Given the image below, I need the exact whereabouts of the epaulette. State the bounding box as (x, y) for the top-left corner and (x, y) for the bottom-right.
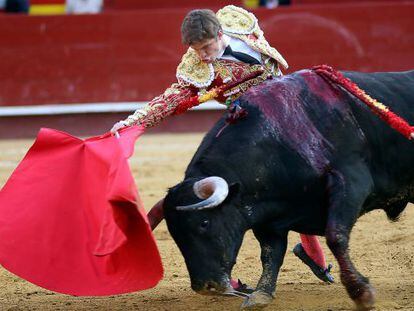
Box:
(176, 48), (214, 88)
(217, 5), (288, 70)
(216, 5), (261, 36)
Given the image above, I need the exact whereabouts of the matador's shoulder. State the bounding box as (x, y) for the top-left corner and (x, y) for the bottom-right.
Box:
(217, 5), (288, 70)
(176, 48), (214, 88)
(216, 5), (261, 36)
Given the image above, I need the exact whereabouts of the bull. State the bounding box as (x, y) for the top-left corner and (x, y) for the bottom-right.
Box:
(152, 69), (414, 309)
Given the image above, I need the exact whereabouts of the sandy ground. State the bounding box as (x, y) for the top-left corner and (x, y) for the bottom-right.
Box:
(0, 134), (413, 311)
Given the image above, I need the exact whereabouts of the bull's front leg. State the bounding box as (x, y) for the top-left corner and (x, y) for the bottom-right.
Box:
(241, 228), (288, 310)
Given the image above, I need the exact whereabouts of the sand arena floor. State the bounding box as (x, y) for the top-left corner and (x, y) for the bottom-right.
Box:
(0, 134), (413, 310)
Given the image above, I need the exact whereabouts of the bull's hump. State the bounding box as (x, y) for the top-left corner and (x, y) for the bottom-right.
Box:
(241, 71), (337, 174)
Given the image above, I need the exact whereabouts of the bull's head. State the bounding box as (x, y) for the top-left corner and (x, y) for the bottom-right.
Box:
(155, 176), (248, 296)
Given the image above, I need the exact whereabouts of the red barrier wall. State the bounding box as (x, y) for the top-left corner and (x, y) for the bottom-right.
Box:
(0, 1), (413, 107)
(291, 0), (388, 4)
(104, 0), (242, 10)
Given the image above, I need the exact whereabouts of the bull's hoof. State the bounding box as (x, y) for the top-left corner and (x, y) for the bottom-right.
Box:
(240, 290), (273, 310)
(354, 284), (376, 311)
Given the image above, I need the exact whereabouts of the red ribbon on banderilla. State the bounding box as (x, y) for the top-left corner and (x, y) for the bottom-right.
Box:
(173, 69), (266, 115)
(313, 65), (414, 140)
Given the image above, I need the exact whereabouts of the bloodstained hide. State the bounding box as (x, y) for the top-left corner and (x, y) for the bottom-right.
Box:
(244, 70), (364, 174)
(0, 126), (163, 296)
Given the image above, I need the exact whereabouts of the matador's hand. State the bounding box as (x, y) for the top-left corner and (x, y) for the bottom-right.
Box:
(110, 121), (127, 135)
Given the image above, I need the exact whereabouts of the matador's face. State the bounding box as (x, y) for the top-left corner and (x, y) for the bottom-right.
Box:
(190, 31), (225, 64)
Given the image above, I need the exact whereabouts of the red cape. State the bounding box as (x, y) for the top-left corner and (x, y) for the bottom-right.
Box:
(0, 126), (163, 296)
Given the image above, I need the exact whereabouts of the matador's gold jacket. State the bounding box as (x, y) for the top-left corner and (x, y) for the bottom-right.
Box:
(123, 5), (289, 128)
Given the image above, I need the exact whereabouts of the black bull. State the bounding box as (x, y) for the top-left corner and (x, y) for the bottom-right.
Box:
(161, 69), (414, 309)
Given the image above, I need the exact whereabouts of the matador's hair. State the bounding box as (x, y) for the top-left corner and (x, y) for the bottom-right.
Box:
(181, 9), (222, 45)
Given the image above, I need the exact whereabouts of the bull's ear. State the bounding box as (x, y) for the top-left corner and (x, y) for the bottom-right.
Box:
(224, 182), (241, 204)
(229, 182), (240, 193)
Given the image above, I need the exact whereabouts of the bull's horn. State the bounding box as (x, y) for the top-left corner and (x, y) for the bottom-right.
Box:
(176, 177), (229, 210)
(147, 198), (165, 230)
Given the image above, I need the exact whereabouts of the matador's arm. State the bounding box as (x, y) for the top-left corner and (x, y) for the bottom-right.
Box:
(122, 81), (198, 128)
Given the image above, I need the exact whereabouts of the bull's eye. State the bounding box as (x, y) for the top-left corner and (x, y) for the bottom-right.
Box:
(199, 219), (210, 232)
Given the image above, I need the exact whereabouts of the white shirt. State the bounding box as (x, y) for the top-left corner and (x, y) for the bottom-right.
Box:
(218, 34), (262, 64)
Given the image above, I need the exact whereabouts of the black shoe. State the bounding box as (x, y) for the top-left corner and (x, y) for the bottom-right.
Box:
(293, 243), (334, 283)
(233, 279), (254, 294)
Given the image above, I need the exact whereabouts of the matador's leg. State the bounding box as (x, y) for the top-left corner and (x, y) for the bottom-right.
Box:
(293, 234), (334, 283)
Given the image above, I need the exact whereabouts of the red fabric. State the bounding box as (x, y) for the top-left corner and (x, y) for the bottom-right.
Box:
(300, 234), (326, 269)
(0, 126), (163, 296)
(173, 96), (200, 115)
